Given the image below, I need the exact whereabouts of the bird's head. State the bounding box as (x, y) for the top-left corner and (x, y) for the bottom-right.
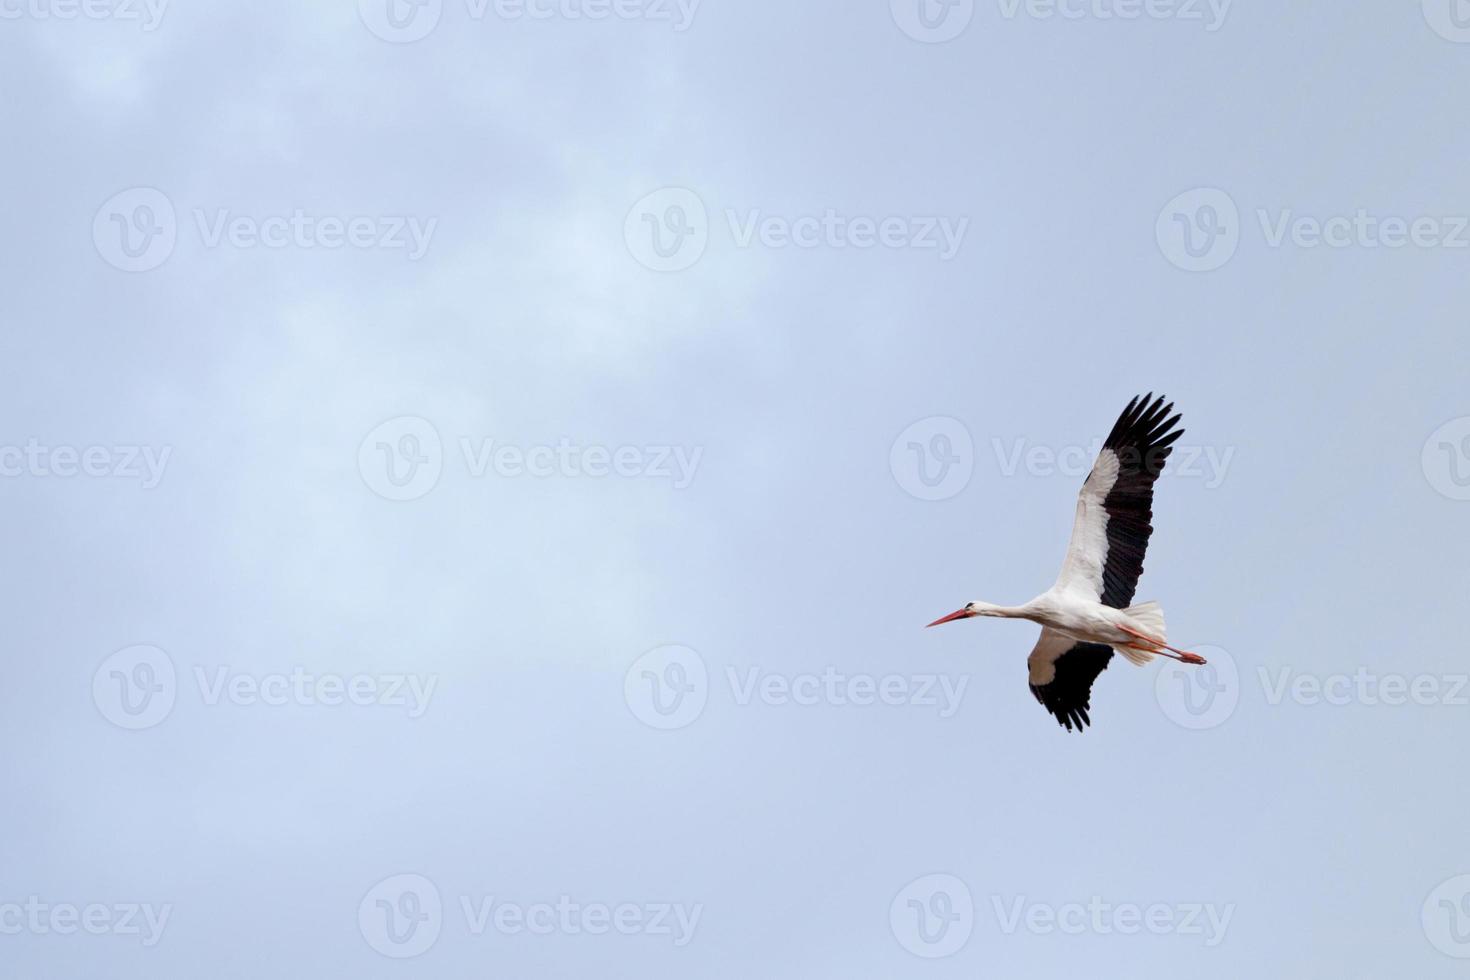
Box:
(925, 601), (1005, 628)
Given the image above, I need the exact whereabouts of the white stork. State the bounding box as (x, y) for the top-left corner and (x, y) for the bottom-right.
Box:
(926, 394), (1207, 732)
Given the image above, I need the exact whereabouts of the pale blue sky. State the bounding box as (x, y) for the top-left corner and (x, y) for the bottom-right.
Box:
(4, 1), (1470, 976)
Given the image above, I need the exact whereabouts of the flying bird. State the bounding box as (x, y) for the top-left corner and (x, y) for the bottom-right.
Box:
(926, 394), (1206, 732)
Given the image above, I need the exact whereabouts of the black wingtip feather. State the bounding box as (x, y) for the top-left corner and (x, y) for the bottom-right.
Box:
(1094, 395), (1186, 608)
(1031, 643), (1114, 733)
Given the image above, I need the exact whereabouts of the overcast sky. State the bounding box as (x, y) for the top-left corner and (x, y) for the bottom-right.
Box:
(4, 1), (1470, 976)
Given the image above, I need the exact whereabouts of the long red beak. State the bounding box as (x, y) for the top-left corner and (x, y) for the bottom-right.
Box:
(926, 608), (974, 628)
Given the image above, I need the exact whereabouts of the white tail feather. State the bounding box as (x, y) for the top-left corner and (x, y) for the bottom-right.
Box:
(1114, 601), (1167, 667)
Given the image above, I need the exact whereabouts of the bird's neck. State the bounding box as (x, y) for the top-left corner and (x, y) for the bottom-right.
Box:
(972, 601), (1031, 619)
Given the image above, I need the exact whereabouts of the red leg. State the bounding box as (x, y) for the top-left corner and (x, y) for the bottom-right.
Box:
(1119, 626), (1208, 666)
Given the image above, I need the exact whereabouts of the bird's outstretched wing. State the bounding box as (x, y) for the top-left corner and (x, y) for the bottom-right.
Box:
(1053, 394), (1183, 609)
(1027, 628), (1113, 733)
